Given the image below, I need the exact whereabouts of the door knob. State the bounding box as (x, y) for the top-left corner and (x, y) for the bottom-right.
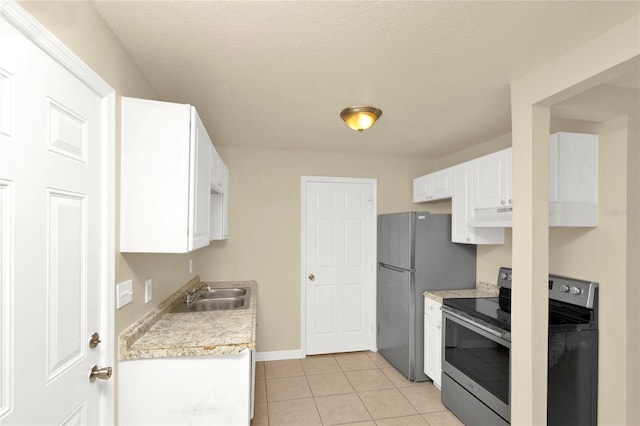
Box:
(308, 274), (315, 281)
(89, 365), (112, 382)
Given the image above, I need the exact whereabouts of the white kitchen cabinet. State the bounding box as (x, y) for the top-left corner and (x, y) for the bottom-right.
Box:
(470, 132), (597, 228)
(548, 132), (598, 226)
(119, 349), (253, 425)
(473, 148), (512, 210)
(452, 161), (505, 244)
(210, 144), (226, 194)
(120, 97), (215, 253)
(210, 145), (229, 240)
(413, 168), (453, 202)
(424, 297), (443, 389)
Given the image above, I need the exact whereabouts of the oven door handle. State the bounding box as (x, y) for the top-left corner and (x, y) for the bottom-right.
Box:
(442, 306), (510, 340)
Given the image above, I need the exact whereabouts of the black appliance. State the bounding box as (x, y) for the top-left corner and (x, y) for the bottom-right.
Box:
(440, 267), (599, 426)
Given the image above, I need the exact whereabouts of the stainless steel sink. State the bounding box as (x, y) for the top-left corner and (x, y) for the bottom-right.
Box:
(197, 288), (247, 299)
(188, 297), (245, 311)
(170, 286), (251, 313)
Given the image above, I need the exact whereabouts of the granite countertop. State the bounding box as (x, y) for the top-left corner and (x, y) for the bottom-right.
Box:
(119, 276), (257, 360)
(423, 281), (499, 303)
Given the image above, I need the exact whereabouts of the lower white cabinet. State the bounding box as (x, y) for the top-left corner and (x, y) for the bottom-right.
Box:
(119, 349), (254, 425)
(424, 297), (443, 389)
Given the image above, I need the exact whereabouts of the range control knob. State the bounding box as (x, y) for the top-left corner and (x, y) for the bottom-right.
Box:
(560, 284), (570, 293)
(570, 286), (582, 295)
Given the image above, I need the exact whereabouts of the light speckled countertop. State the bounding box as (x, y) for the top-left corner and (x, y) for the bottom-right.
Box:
(423, 281), (499, 303)
(119, 276), (257, 360)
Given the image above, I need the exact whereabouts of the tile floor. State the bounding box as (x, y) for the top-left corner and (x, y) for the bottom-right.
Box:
(251, 351), (464, 426)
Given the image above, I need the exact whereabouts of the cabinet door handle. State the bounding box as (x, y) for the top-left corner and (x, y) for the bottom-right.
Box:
(500, 200), (506, 205)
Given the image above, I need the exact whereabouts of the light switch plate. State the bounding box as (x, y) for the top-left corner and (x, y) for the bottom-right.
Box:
(117, 279), (133, 309)
(145, 279), (152, 303)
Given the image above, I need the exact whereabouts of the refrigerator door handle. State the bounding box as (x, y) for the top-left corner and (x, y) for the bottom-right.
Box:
(379, 262), (415, 273)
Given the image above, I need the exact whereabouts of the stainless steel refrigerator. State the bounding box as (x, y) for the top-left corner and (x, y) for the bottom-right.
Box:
(377, 212), (476, 382)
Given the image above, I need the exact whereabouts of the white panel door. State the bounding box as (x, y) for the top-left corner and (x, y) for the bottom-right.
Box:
(0, 5), (113, 425)
(304, 179), (375, 355)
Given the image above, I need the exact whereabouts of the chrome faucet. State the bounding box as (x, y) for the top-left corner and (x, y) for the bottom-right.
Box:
(185, 283), (210, 305)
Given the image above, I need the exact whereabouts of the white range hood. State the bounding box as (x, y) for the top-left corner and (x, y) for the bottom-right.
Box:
(468, 207), (513, 228)
(469, 203), (598, 228)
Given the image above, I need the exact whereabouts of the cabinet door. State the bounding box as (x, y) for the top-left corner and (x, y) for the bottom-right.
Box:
(423, 299), (442, 388)
(210, 161), (229, 240)
(452, 163), (475, 244)
(210, 145), (225, 193)
(452, 162), (504, 245)
(413, 175), (429, 202)
(474, 149), (510, 209)
(424, 318), (441, 387)
(429, 168), (452, 201)
(189, 110), (212, 251)
(413, 169), (452, 203)
(120, 97), (191, 253)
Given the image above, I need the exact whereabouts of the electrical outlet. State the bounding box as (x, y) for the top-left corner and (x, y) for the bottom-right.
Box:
(116, 280), (133, 309)
(145, 279), (153, 303)
(189, 259), (193, 274)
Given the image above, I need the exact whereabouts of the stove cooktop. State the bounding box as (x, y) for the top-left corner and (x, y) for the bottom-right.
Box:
(443, 297), (511, 331)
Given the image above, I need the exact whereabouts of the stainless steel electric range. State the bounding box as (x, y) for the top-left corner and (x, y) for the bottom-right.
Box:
(440, 267), (599, 426)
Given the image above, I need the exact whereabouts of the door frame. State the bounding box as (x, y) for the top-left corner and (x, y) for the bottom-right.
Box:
(1, 2), (116, 424)
(300, 176), (377, 355)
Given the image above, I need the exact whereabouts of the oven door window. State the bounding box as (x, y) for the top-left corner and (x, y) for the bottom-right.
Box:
(444, 317), (510, 405)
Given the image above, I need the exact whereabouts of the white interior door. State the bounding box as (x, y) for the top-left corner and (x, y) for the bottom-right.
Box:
(0, 4), (114, 424)
(303, 177), (376, 355)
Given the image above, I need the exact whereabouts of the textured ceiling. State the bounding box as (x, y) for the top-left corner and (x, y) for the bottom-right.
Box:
(93, 1), (639, 158)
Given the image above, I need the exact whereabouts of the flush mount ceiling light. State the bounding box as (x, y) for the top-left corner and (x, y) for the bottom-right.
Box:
(340, 106), (382, 132)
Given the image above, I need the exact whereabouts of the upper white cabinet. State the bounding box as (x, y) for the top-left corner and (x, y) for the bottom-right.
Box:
(548, 132), (597, 226)
(210, 144), (229, 240)
(120, 97), (217, 253)
(470, 132), (597, 228)
(452, 161), (505, 244)
(473, 148), (512, 210)
(413, 168), (453, 202)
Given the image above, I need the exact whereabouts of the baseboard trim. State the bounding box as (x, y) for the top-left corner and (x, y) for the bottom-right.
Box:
(255, 349), (305, 362)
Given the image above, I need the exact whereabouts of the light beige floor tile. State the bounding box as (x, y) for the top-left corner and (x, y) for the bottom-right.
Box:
(375, 414), (429, 425)
(302, 355), (342, 375)
(345, 369), (395, 392)
(358, 388), (418, 419)
(266, 376), (312, 401)
(255, 378), (267, 403)
(335, 421), (376, 426)
(307, 372), (355, 396)
(422, 410), (464, 426)
(399, 383), (446, 414)
(255, 361), (266, 379)
(335, 352), (378, 371)
(265, 359), (304, 378)
(315, 393), (372, 425)
(380, 367), (421, 388)
(251, 402), (269, 426)
(268, 398), (322, 426)
(367, 351), (393, 369)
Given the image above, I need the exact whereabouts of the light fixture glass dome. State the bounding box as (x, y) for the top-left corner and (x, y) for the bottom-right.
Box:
(340, 106), (382, 132)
